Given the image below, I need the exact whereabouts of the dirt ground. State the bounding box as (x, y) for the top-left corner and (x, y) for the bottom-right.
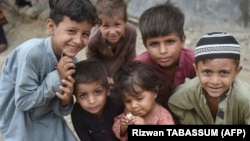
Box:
(0, 7), (250, 141)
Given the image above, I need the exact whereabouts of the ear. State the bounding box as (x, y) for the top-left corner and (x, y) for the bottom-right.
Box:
(181, 35), (186, 48)
(46, 19), (56, 35)
(235, 65), (243, 76)
(153, 87), (159, 99)
(193, 63), (199, 76)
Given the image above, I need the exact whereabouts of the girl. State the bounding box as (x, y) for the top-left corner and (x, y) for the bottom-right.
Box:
(112, 61), (175, 141)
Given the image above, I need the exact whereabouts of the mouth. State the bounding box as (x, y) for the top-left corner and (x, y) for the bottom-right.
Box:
(158, 57), (170, 63)
(63, 45), (82, 56)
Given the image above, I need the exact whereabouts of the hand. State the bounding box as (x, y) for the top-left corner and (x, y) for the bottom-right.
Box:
(57, 55), (75, 80)
(56, 76), (75, 107)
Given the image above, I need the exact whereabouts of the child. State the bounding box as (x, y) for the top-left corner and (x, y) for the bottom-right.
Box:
(168, 32), (250, 124)
(135, 1), (196, 123)
(0, 0), (98, 140)
(71, 59), (124, 141)
(86, 0), (137, 83)
(112, 61), (175, 141)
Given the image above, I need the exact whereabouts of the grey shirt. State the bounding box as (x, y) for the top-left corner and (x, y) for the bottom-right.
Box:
(0, 37), (78, 141)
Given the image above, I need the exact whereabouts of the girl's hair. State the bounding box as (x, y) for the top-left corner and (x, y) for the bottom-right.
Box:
(113, 61), (168, 98)
(73, 59), (109, 95)
(49, 0), (99, 25)
(139, 0), (185, 45)
(95, 0), (127, 22)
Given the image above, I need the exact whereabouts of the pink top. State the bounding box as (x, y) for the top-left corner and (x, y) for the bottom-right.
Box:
(112, 106), (174, 141)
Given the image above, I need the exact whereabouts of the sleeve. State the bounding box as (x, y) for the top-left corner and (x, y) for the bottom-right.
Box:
(112, 113), (127, 141)
(15, 54), (61, 111)
(86, 27), (100, 60)
(244, 102), (250, 124)
(71, 104), (92, 141)
(86, 40), (98, 60)
(124, 25), (137, 66)
(168, 81), (198, 124)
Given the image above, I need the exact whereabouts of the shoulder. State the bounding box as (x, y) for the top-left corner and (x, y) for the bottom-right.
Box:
(156, 105), (175, 124)
(174, 77), (201, 95)
(125, 23), (137, 36)
(181, 48), (195, 58)
(232, 79), (250, 101)
(135, 51), (151, 61)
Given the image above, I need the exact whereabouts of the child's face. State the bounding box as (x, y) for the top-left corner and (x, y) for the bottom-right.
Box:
(145, 32), (185, 69)
(123, 85), (157, 118)
(47, 16), (93, 58)
(75, 81), (109, 116)
(99, 15), (126, 46)
(194, 58), (242, 98)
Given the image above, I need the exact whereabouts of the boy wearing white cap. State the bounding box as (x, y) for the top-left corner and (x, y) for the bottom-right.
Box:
(168, 32), (250, 124)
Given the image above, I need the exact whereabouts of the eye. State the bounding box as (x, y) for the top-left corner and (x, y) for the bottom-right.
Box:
(101, 24), (109, 29)
(79, 93), (88, 99)
(220, 70), (229, 77)
(68, 30), (76, 34)
(202, 69), (211, 76)
(149, 42), (159, 48)
(166, 40), (174, 45)
(82, 32), (90, 38)
(94, 89), (102, 96)
(115, 23), (121, 27)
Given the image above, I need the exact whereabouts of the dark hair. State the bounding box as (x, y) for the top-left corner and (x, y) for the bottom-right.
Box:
(49, 0), (99, 25)
(139, 0), (185, 45)
(73, 59), (109, 94)
(113, 61), (167, 99)
(95, 0), (127, 21)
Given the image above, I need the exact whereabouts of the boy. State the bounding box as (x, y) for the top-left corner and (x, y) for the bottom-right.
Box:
(71, 59), (124, 141)
(0, 0), (98, 140)
(86, 0), (137, 83)
(168, 32), (250, 124)
(135, 1), (196, 123)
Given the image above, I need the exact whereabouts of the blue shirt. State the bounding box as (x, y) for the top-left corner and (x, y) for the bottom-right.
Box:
(0, 37), (78, 141)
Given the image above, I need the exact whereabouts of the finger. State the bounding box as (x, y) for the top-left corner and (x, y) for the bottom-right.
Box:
(61, 79), (73, 88)
(56, 92), (64, 100)
(65, 69), (76, 76)
(60, 85), (71, 95)
(64, 62), (76, 70)
(67, 75), (75, 84)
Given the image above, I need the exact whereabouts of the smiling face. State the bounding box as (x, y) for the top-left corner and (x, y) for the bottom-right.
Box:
(98, 15), (126, 46)
(145, 32), (185, 69)
(47, 16), (93, 58)
(75, 81), (109, 116)
(194, 58), (242, 98)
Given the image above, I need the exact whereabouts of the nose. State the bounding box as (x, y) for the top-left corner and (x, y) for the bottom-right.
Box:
(210, 74), (220, 84)
(87, 95), (96, 104)
(73, 34), (83, 45)
(131, 101), (138, 109)
(109, 27), (116, 35)
(159, 44), (167, 54)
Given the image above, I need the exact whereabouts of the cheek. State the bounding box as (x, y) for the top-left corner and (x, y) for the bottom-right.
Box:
(83, 38), (89, 47)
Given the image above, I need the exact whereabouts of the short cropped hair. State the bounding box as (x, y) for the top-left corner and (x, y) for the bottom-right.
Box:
(73, 59), (109, 95)
(139, 1), (185, 45)
(95, 0), (127, 21)
(49, 0), (99, 26)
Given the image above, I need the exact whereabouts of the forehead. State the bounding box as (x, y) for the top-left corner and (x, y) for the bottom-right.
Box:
(197, 58), (237, 69)
(145, 32), (181, 43)
(99, 14), (125, 22)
